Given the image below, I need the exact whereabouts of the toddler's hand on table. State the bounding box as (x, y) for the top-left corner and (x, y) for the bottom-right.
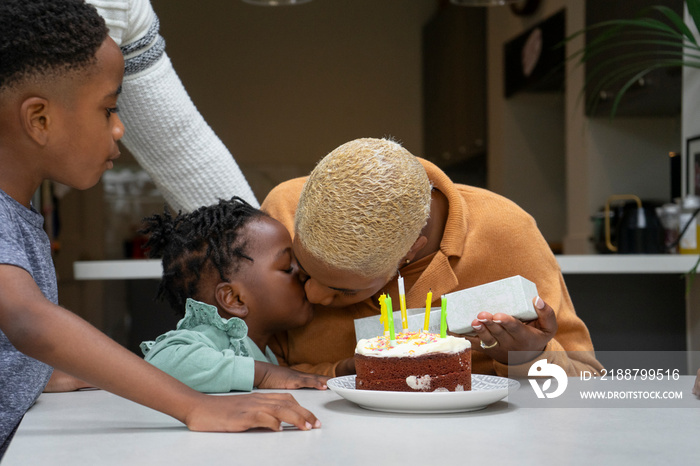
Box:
(185, 392), (321, 432)
(465, 296), (557, 366)
(254, 361), (329, 390)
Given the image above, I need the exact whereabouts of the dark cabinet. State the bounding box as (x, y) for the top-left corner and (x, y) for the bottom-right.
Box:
(423, 5), (486, 187)
(585, 0), (682, 117)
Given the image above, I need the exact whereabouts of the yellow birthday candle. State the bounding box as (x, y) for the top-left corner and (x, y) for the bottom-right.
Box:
(423, 289), (433, 332)
(379, 294), (389, 335)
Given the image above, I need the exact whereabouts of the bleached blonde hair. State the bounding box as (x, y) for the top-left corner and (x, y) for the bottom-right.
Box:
(295, 138), (432, 279)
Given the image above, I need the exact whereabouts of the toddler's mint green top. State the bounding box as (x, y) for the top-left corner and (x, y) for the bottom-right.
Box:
(140, 298), (277, 392)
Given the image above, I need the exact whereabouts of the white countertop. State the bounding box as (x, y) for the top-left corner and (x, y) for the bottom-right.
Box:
(74, 255), (700, 280)
(555, 254), (699, 274)
(74, 259), (162, 279)
(4, 378), (699, 465)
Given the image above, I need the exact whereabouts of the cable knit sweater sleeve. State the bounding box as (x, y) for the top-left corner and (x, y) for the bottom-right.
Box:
(88, 0), (259, 212)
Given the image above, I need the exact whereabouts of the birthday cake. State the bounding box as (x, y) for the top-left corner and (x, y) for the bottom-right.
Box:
(354, 331), (471, 392)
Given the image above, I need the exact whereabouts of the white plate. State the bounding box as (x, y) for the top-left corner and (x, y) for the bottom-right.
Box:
(327, 374), (519, 414)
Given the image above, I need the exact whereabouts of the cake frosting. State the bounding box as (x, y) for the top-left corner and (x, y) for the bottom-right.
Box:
(355, 331), (471, 357)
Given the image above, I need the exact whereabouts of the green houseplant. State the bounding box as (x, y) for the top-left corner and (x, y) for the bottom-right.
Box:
(569, 1), (700, 284)
(569, 0), (700, 117)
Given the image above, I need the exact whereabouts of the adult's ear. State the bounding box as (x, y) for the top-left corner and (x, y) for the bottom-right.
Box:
(20, 97), (51, 146)
(400, 235), (428, 264)
(216, 282), (249, 319)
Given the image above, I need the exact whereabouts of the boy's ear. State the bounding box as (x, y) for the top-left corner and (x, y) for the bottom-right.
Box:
(216, 282), (249, 319)
(20, 97), (51, 146)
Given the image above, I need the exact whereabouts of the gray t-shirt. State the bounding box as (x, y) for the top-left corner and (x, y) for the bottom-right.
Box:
(0, 188), (55, 457)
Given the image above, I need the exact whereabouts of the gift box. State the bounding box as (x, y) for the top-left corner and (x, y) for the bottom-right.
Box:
(445, 275), (538, 334)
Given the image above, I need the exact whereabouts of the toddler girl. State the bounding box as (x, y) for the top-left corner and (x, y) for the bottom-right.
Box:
(139, 197), (328, 392)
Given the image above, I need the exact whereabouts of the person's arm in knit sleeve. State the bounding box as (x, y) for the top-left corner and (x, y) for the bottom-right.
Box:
(89, 0), (258, 212)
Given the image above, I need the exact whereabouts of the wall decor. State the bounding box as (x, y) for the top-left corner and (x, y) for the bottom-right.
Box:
(503, 9), (565, 98)
(687, 135), (700, 196)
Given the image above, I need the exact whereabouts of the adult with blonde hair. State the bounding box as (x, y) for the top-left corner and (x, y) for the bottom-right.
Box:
(262, 137), (603, 377)
(295, 139), (431, 279)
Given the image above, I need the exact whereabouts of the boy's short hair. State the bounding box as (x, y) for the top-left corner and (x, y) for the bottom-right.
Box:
(295, 138), (432, 279)
(0, 0), (108, 92)
(141, 197), (269, 314)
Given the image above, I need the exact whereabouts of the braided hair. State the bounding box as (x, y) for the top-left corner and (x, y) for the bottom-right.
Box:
(141, 197), (268, 315)
(0, 0), (108, 92)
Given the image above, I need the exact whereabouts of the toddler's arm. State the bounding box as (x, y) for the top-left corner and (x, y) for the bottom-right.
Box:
(254, 361), (329, 390)
(143, 331), (328, 392)
(0, 265), (319, 432)
(143, 333), (257, 393)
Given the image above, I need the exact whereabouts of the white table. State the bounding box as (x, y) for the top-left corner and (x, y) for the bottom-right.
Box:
(4, 379), (699, 465)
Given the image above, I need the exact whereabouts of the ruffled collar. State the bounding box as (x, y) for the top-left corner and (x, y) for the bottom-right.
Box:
(177, 298), (248, 341)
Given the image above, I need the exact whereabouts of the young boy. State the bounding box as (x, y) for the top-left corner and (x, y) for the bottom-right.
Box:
(139, 198), (328, 392)
(0, 0), (319, 457)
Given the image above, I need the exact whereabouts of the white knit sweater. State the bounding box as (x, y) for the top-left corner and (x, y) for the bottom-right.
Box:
(88, 0), (259, 211)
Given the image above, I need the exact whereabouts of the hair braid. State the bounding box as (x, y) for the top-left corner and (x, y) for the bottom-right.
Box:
(140, 197), (267, 314)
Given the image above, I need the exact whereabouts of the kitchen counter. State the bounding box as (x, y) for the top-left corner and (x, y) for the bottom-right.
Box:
(74, 255), (700, 279)
(74, 259), (162, 280)
(4, 378), (699, 465)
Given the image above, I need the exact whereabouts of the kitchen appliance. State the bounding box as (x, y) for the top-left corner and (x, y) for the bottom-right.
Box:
(596, 194), (665, 254)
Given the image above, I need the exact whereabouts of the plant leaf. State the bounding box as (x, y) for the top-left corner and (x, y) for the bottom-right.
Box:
(649, 5), (697, 44)
(565, 1), (699, 117)
(688, 0), (700, 42)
